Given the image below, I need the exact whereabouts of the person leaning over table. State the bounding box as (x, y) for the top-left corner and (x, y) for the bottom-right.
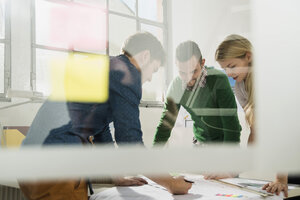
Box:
(154, 40), (241, 148)
(215, 34), (290, 198)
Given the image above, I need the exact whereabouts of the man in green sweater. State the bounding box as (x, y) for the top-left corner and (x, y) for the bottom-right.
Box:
(153, 41), (241, 146)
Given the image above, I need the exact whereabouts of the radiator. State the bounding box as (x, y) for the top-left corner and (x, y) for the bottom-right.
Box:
(0, 185), (26, 200)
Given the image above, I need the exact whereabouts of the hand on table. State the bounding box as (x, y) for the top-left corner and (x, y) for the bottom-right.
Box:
(262, 180), (288, 197)
(166, 176), (192, 195)
(149, 175), (192, 195)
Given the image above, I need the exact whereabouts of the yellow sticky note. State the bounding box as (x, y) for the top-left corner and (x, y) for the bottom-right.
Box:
(49, 53), (109, 103)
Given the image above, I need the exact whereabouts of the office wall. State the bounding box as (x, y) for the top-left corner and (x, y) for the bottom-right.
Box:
(0, 102), (41, 126)
(171, 0), (251, 73)
(254, 0), (300, 172)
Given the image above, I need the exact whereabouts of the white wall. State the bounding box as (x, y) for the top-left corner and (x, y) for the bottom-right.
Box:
(171, 0), (251, 73)
(0, 101), (41, 126)
(254, 0), (300, 172)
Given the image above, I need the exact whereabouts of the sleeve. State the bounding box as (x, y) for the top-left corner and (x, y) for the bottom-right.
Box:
(153, 79), (181, 146)
(109, 70), (143, 145)
(213, 75), (242, 142)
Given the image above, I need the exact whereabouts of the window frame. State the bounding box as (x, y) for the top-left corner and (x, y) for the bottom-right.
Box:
(31, 0), (169, 107)
(0, 0), (11, 102)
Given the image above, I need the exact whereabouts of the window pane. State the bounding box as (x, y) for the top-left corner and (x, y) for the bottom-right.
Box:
(138, 0), (163, 22)
(35, 0), (107, 53)
(0, 0), (5, 39)
(110, 0), (136, 16)
(36, 48), (68, 96)
(0, 43), (4, 93)
(74, 0), (106, 7)
(36, 0), (66, 49)
(140, 24), (164, 101)
(142, 67), (165, 101)
(109, 14), (136, 56)
(140, 23), (163, 44)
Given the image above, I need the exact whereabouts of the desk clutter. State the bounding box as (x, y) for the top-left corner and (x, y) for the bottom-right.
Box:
(90, 175), (284, 200)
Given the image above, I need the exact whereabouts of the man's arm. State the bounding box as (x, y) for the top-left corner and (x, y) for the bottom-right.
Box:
(153, 97), (180, 146)
(91, 176), (148, 186)
(153, 78), (183, 146)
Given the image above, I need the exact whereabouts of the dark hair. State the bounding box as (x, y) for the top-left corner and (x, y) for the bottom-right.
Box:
(176, 40), (202, 63)
(122, 32), (165, 65)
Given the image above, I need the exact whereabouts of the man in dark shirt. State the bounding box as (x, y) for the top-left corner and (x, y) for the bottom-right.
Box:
(45, 32), (164, 146)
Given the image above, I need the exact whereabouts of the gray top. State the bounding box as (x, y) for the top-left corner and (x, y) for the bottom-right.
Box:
(234, 81), (248, 108)
(22, 101), (70, 146)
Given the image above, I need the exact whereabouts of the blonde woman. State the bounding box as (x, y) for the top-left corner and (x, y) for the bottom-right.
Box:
(215, 34), (288, 197)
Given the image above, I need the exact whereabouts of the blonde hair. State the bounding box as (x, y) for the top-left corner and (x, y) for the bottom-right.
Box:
(215, 34), (254, 126)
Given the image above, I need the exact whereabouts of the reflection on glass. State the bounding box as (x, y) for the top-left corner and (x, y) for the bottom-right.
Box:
(141, 23), (163, 45)
(0, 43), (4, 93)
(138, 0), (163, 22)
(0, 0), (4, 39)
(36, 48), (68, 95)
(110, 0), (136, 16)
(35, 0), (107, 53)
(109, 14), (136, 55)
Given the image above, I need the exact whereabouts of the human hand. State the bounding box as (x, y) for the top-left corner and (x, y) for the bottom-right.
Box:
(166, 176), (192, 195)
(262, 181), (288, 197)
(203, 172), (237, 180)
(161, 98), (179, 129)
(112, 177), (148, 186)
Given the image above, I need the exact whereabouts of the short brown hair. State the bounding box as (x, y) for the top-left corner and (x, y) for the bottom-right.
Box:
(176, 40), (202, 63)
(122, 32), (165, 65)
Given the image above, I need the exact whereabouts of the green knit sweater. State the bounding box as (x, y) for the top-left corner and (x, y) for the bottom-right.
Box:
(153, 66), (241, 144)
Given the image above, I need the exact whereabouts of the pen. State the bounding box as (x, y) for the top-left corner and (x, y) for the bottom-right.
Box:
(184, 179), (194, 183)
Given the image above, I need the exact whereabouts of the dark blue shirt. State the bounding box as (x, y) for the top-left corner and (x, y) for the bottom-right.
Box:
(44, 55), (143, 145)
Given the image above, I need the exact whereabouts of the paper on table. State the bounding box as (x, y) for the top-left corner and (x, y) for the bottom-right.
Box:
(184, 175), (271, 199)
(221, 177), (297, 190)
(90, 175), (283, 200)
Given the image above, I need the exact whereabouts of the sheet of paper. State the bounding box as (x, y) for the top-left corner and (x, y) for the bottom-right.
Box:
(90, 176), (283, 200)
(220, 177), (297, 190)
